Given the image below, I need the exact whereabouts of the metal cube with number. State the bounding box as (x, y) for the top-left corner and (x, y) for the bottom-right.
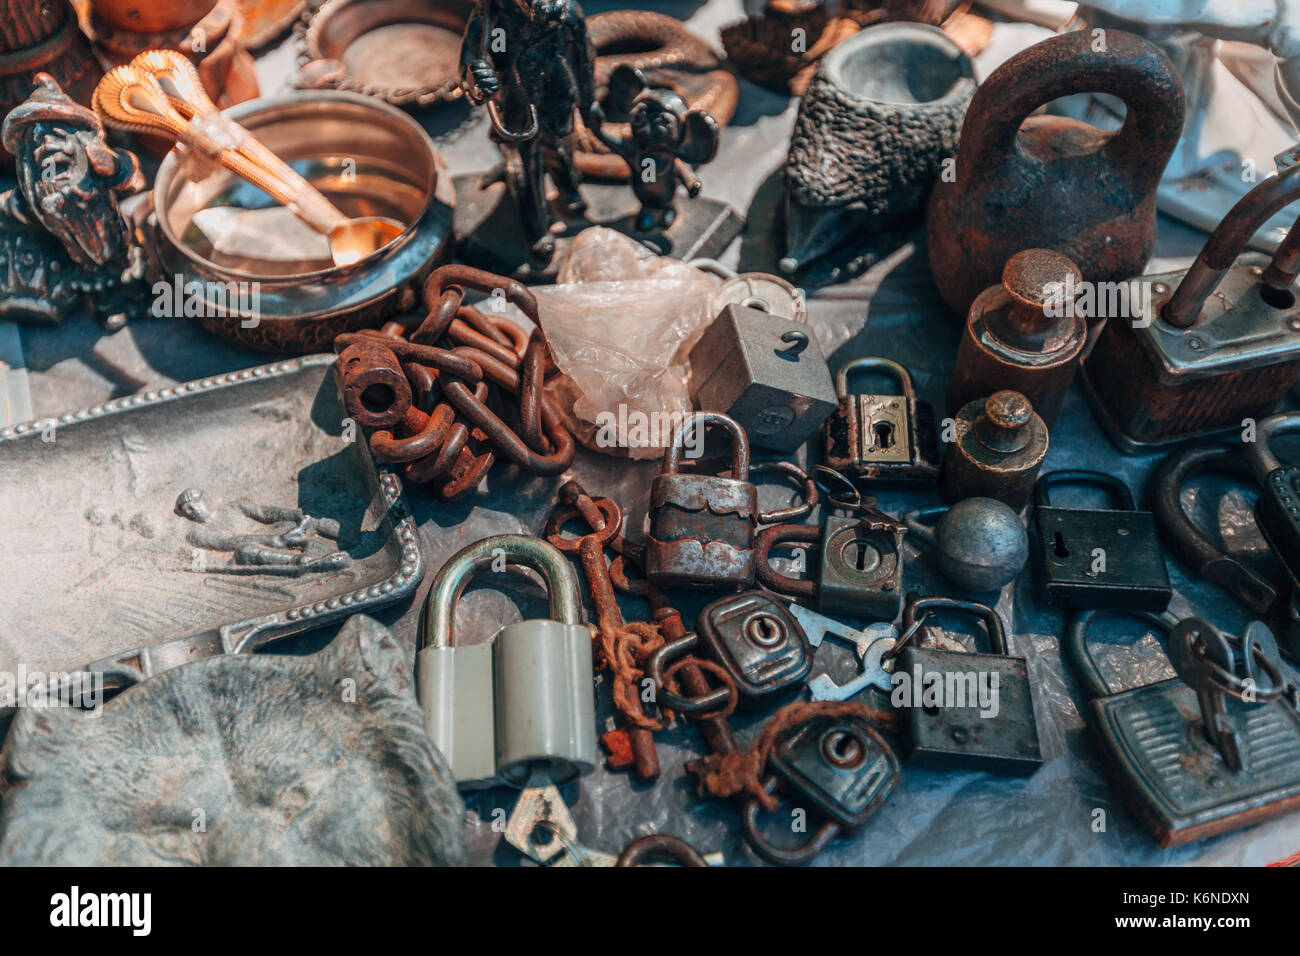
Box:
(688, 303), (837, 452)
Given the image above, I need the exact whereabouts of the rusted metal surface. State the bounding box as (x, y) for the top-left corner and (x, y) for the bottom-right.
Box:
(1082, 162), (1300, 450)
(646, 412), (760, 590)
(574, 10), (737, 181)
(545, 481), (660, 783)
(948, 249), (1086, 427)
(940, 390), (1048, 510)
(926, 28), (1184, 316)
(333, 264), (575, 499)
(825, 357), (940, 486)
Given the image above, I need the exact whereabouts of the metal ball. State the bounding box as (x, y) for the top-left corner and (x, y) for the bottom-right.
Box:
(933, 497), (1028, 591)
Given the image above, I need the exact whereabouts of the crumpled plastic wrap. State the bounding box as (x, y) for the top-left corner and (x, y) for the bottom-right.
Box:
(533, 227), (723, 459)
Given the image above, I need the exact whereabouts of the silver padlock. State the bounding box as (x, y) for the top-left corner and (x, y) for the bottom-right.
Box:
(417, 534), (597, 790)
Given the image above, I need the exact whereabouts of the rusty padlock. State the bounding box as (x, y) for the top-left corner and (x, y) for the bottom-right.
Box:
(824, 357), (939, 486)
(940, 390), (1048, 511)
(948, 249), (1087, 428)
(926, 29), (1184, 316)
(1083, 160), (1300, 451)
(646, 411), (795, 590)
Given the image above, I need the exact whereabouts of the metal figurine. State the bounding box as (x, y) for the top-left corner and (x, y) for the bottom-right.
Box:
(0, 73), (144, 327)
(590, 65), (719, 233)
(460, 0), (600, 264)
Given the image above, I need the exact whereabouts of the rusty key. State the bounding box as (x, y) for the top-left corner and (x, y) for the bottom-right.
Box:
(545, 482), (660, 782)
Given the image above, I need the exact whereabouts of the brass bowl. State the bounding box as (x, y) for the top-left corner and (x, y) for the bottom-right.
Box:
(295, 0), (473, 106)
(142, 90), (454, 353)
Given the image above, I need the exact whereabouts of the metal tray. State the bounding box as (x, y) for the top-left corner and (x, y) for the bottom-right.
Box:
(0, 354), (421, 695)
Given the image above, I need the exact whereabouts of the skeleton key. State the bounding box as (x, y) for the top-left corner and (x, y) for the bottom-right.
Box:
(1168, 618), (1245, 771)
(790, 603), (919, 701)
(544, 481), (660, 782)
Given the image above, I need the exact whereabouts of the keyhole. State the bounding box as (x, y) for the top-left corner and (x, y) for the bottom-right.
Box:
(745, 614), (784, 648)
(819, 729), (865, 769)
(872, 420), (895, 449)
(1052, 531), (1070, 558)
(855, 541), (872, 571)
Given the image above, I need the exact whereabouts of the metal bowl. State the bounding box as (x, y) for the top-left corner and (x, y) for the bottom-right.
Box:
(143, 89), (454, 353)
(295, 0), (473, 106)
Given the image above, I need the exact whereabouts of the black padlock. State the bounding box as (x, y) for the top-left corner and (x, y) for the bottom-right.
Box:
(696, 591), (812, 707)
(894, 594), (1042, 776)
(1247, 413), (1300, 587)
(1067, 608), (1300, 847)
(742, 714), (900, 865)
(1031, 470), (1171, 611)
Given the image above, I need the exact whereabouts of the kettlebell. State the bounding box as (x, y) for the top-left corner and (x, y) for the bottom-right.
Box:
(903, 498), (1029, 592)
(927, 29), (1184, 317)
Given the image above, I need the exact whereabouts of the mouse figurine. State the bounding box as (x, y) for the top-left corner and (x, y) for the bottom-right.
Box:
(592, 65), (720, 233)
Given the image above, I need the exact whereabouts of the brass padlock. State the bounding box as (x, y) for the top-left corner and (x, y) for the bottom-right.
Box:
(647, 412), (778, 590)
(1082, 161), (1300, 451)
(825, 357), (939, 485)
(688, 303), (837, 452)
(416, 534), (597, 789)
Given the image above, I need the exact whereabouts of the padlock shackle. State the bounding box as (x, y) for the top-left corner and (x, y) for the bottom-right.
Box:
(901, 505), (945, 551)
(835, 357), (914, 401)
(663, 411), (750, 479)
(1149, 442), (1281, 615)
(1066, 608), (1177, 702)
(1163, 162), (1300, 329)
(750, 460), (818, 524)
(1034, 470), (1136, 511)
(420, 534), (583, 650)
(754, 524), (821, 599)
(901, 593), (1009, 657)
(1247, 412), (1300, 477)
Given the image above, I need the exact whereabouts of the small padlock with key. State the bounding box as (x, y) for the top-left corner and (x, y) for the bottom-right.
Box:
(646, 411), (800, 590)
(679, 590), (813, 708)
(756, 501), (907, 621)
(688, 303), (837, 452)
(894, 594), (1043, 776)
(1067, 609), (1300, 846)
(1031, 470), (1171, 611)
(825, 357), (940, 485)
(742, 714), (901, 866)
(416, 534), (597, 789)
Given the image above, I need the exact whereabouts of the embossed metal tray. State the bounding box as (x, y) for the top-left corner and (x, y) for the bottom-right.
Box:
(0, 354), (421, 694)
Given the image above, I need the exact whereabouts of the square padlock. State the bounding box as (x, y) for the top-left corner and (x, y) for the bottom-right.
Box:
(767, 716), (901, 829)
(697, 591), (811, 705)
(1031, 471), (1171, 611)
